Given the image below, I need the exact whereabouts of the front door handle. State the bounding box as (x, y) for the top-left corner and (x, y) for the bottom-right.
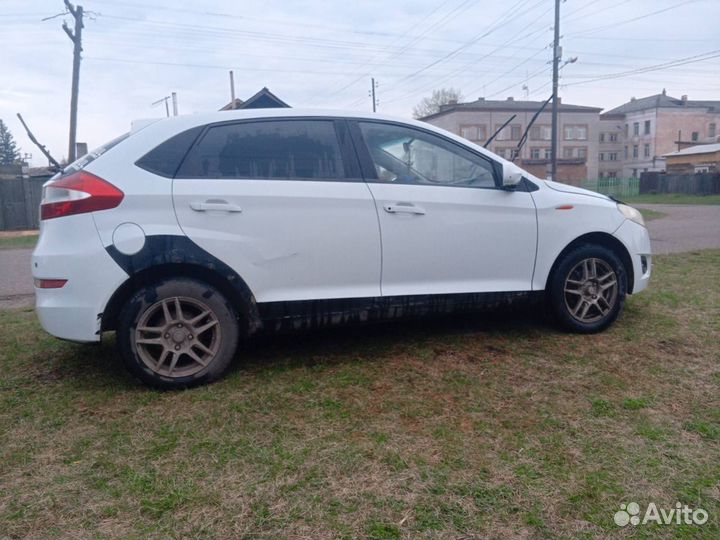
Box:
(383, 203), (426, 215)
(190, 200), (243, 213)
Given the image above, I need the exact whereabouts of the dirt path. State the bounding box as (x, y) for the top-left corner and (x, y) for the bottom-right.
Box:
(637, 204), (720, 254)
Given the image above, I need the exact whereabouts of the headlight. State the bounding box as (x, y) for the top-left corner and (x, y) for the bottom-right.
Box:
(617, 203), (645, 227)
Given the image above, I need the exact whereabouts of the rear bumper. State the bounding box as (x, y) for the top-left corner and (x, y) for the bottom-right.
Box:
(32, 214), (128, 342)
(613, 219), (652, 294)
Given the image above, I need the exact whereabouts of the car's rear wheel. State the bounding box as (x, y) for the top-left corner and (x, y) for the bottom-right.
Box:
(118, 278), (239, 389)
(548, 244), (627, 333)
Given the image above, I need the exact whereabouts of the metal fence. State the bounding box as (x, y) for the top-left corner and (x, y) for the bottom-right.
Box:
(581, 178), (640, 198)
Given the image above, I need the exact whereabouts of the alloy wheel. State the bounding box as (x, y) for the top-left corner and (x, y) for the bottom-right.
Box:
(134, 296), (221, 377)
(563, 258), (618, 324)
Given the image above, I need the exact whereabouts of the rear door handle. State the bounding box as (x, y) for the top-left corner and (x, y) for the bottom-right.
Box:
(190, 200), (243, 213)
(383, 203), (426, 215)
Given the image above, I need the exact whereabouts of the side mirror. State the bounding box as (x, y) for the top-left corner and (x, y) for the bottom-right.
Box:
(502, 164), (524, 188)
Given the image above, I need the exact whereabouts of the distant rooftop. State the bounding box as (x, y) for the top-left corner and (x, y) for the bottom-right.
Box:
(220, 87), (290, 111)
(663, 142), (720, 158)
(603, 90), (720, 116)
(421, 97), (601, 120)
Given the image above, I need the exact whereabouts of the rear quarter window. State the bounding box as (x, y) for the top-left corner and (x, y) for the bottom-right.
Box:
(135, 126), (204, 177)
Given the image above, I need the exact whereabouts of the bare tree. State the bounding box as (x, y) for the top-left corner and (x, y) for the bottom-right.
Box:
(412, 88), (463, 119)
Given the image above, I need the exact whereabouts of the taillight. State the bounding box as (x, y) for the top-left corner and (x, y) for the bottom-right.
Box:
(40, 171), (124, 220)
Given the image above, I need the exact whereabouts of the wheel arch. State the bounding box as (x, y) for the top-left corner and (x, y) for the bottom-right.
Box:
(544, 232), (635, 293)
(101, 235), (262, 334)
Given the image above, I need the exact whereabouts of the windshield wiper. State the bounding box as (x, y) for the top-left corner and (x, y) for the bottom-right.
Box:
(511, 94), (553, 163)
(483, 114), (516, 148)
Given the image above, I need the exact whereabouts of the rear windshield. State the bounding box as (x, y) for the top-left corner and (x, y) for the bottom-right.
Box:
(61, 132), (130, 176)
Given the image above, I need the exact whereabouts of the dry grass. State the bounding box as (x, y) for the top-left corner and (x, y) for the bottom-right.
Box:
(0, 251), (718, 539)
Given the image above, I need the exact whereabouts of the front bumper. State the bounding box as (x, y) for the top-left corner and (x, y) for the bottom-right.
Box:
(613, 219), (652, 294)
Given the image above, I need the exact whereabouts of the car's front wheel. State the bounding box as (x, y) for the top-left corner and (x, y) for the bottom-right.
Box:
(548, 244), (627, 333)
(117, 278), (239, 389)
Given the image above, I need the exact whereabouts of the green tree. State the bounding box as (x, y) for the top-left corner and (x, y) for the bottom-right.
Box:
(0, 119), (21, 166)
(412, 88), (464, 119)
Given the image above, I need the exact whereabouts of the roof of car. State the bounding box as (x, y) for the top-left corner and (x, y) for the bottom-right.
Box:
(149, 108), (422, 125)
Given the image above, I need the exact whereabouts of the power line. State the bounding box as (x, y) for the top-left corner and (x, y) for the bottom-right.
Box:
(379, 0), (551, 106)
(565, 0), (701, 37)
(390, 0), (542, 88)
(315, 0), (471, 101)
(562, 49), (720, 87)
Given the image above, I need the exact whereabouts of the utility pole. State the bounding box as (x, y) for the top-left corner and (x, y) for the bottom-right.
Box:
(229, 70), (236, 109)
(62, 0), (83, 163)
(550, 0), (561, 181)
(369, 78), (379, 112)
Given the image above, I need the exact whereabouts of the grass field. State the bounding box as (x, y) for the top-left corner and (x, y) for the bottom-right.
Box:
(638, 208), (666, 222)
(0, 234), (38, 250)
(623, 194), (720, 205)
(1, 251), (718, 539)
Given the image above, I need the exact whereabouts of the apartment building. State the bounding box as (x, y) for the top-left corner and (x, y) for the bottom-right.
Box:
(420, 97), (602, 183)
(599, 91), (720, 178)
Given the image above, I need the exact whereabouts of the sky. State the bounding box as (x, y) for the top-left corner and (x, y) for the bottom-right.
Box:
(1, 0), (718, 166)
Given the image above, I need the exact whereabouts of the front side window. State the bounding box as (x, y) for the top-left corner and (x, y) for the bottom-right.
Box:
(644, 120), (651, 135)
(359, 122), (497, 189)
(633, 122), (640, 136)
(177, 120), (345, 180)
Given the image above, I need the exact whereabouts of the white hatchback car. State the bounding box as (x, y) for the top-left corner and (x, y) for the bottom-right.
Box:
(33, 109), (651, 388)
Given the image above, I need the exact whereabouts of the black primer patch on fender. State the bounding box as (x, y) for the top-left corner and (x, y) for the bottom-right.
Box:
(106, 235), (261, 331)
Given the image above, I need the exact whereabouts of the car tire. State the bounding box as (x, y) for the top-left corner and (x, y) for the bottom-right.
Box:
(548, 244), (627, 333)
(117, 278), (240, 389)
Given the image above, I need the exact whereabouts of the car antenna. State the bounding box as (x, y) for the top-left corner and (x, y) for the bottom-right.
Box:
(511, 94), (553, 163)
(483, 114), (516, 148)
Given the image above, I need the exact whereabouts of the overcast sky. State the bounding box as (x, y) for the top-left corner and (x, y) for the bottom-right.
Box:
(1, 0), (718, 165)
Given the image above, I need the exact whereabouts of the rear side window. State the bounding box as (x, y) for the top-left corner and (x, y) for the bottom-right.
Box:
(176, 120), (345, 180)
(135, 126), (204, 177)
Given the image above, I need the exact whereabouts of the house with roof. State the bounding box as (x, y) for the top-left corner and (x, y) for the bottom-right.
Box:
(220, 87), (290, 111)
(419, 96), (603, 184)
(663, 143), (720, 174)
(598, 90), (720, 179)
